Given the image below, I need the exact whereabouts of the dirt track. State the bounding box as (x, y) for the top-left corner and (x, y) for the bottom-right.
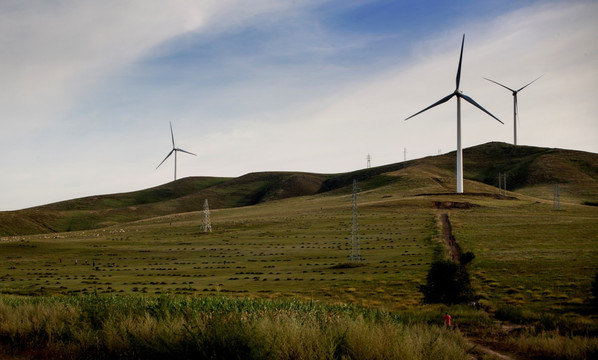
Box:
(438, 213), (521, 359)
(440, 213), (462, 262)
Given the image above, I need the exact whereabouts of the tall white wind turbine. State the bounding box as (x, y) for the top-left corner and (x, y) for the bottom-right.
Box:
(483, 75), (543, 145)
(405, 34), (503, 194)
(156, 122), (196, 181)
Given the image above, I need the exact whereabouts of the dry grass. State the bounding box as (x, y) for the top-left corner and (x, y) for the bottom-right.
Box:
(506, 331), (598, 360)
(0, 295), (471, 360)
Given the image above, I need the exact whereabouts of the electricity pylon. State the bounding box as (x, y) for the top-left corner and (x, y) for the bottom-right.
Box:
(202, 199), (212, 233)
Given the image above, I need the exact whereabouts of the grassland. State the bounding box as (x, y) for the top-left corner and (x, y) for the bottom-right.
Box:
(0, 185), (441, 310)
(0, 142), (597, 358)
(3, 142), (597, 237)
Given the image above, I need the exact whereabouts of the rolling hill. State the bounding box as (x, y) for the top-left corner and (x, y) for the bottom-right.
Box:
(1, 142), (597, 236)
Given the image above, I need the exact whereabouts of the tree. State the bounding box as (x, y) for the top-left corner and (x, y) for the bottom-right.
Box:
(420, 259), (474, 304)
(460, 251), (475, 266)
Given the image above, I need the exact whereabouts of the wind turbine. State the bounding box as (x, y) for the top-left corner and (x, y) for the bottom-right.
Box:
(483, 75), (543, 145)
(405, 34), (503, 194)
(156, 122), (196, 181)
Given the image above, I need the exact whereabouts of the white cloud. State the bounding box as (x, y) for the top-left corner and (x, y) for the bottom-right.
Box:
(0, 0), (312, 132)
(1, 0), (597, 210)
(184, 1), (598, 175)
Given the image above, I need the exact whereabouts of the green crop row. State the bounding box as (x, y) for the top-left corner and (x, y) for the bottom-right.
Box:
(0, 294), (470, 360)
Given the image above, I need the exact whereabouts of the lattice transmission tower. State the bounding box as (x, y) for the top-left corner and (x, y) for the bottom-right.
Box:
(498, 172), (507, 196)
(202, 199), (212, 232)
(553, 184), (561, 210)
(350, 179), (361, 262)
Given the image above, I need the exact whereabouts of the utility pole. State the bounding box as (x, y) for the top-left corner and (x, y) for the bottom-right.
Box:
(202, 199), (212, 233)
(350, 179), (361, 262)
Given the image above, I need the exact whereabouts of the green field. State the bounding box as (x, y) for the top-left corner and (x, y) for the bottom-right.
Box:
(1, 142), (597, 358)
(0, 188), (438, 310)
(1, 171), (596, 315)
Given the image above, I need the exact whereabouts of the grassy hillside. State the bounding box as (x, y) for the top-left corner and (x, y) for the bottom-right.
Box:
(0, 173), (328, 236)
(1, 146), (597, 358)
(1, 171), (596, 314)
(426, 142), (598, 202)
(1, 142), (597, 236)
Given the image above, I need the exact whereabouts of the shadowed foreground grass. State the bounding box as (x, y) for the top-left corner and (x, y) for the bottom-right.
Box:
(0, 294), (468, 360)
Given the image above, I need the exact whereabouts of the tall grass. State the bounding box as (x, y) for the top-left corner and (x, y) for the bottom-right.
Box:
(0, 294), (469, 359)
(506, 330), (598, 360)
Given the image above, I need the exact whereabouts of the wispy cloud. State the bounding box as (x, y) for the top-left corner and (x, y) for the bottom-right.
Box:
(1, 0), (596, 210)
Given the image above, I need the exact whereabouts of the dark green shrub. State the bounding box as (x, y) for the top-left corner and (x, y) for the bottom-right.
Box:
(495, 304), (527, 324)
(419, 260), (473, 304)
(460, 251), (475, 266)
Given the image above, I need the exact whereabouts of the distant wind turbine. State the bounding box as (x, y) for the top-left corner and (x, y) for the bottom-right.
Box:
(483, 75), (543, 145)
(156, 122), (196, 181)
(405, 34), (503, 194)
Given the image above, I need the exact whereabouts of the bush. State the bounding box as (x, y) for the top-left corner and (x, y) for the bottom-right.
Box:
(495, 304), (528, 324)
(420, 260), (473, 304)
(460, 252), (475, 266)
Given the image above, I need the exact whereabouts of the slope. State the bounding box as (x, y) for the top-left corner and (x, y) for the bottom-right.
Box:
(0, 172), (328, 236)
(429, 142), (598, 202)
(1, 142), (597, 236)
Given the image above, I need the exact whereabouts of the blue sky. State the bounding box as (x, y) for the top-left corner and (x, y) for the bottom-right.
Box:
(1, 0), (597, 210)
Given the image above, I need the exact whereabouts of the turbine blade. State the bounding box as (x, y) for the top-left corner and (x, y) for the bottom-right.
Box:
(460, 93), (503, 124)
(405, 93), (455, 121)
(156, 149), (174, 169)
(517, 74), (543, 92)
(456, 34), (465, 90)
(176, 148), (197, 156)
(170, 122), (175, 148)
(483, 77), (515, 92)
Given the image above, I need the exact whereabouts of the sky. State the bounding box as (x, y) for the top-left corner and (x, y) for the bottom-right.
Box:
(1, 0), (597, 211)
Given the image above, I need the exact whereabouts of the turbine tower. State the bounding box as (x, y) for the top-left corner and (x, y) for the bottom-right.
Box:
(156, 122), (196, 181)
(484, 75), (543, 145)
(405, 34), (503, 193)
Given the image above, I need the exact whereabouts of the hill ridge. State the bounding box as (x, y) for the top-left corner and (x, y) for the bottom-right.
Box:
(1, 142), (597, 236)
